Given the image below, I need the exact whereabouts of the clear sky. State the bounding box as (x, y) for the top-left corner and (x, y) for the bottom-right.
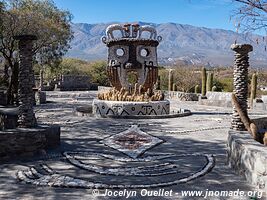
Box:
(53, 0), (239, 31)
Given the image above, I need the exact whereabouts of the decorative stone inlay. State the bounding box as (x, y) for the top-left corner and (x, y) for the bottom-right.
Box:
(17, 152), (215, 189)
(100, 125), (164, 158)
(93, 99), (170, 117)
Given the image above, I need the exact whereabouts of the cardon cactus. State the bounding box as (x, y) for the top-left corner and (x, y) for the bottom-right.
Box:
(250, 73), (257, 100)
(201, 67), (207, 96)
(206, 72), (213, 92)
(156, 76), (161, 90)
(172, 83), (176, 91)
(168, 70), (173, 91)
(194, 85), (200, 93)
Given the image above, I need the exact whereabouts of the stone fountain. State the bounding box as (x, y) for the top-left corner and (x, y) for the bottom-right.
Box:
(92, 23), (171, 117)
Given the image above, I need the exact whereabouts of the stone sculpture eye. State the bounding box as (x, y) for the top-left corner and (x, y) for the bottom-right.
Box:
(140, 48), (150, 57)
(116, 48), (124, 57)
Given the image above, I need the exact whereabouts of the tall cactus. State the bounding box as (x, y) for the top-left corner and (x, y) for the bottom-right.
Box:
(172, 83), (176, 91)
(206, 72), (213, 92)
(156, 76), (161, 90)
(250, 73), (257, 100)
(250, 73), (257, 108)
(201, 67), (207, 96)
(195, 85), (200, 93)
(168, 70), (173, 91)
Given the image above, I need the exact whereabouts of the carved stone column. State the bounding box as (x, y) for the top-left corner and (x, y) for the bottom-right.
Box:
(14, 35), (37, 128)
(231, 44), (253, 131)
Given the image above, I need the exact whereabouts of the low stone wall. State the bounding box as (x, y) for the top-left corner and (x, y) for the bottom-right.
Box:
(199, 91), (232, 107)
(168, 91), (199, 101)
(93, 99), (170, 116)
(227, 130), (267, 192)
(98, 86), (111, 92)
(0, 125), (60, 160)
(59, 75), (91, 91)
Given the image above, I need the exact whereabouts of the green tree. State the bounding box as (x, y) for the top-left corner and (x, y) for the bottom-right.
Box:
(87, 61), (109, 86)
(0, 0), (73, 104)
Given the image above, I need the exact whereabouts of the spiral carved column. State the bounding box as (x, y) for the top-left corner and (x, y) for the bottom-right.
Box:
(231, 44), (253, 131)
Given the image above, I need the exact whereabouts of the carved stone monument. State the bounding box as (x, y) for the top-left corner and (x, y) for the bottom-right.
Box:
(93, 23), (170, 116)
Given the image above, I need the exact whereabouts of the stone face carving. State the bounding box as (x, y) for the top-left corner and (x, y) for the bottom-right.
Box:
(101, 23), (162, 95)
(138, 25), (157, 39)
(105, 24), (125, 39)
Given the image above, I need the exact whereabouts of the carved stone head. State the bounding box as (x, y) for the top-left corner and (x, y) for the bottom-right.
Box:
(101, 23), (162, 92)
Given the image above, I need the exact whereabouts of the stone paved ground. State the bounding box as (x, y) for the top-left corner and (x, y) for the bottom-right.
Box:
(0, 91), (266, 200)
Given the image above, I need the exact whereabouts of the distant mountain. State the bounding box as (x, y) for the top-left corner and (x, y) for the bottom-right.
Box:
(67, 22), (267, 67)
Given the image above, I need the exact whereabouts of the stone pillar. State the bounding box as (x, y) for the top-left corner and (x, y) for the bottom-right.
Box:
(14, 35), (37, 128)
(168, 69), (173, 92)
(231, 44), (253, 130)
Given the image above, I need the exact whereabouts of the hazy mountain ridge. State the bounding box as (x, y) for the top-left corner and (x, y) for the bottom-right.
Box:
(67, 22), (267, 67)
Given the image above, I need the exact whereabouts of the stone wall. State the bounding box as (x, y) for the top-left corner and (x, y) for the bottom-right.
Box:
(199, 91), (233, 107)
(168, 91), (199, 101)
(0, 125), (60, 160)
(227, 130), (267, 192)
(59, 75), (91, 91)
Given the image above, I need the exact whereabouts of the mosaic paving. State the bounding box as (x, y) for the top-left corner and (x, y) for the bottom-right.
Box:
(100, 125), (164, 158)
(16, 125), (215, 189)
(17, 152), (215, 189)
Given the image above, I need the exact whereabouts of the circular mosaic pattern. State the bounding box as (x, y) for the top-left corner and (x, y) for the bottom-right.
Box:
(16, 152), (215, 189)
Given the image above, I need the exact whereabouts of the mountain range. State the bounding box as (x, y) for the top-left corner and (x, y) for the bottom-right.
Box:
(67, 22), (267, 67)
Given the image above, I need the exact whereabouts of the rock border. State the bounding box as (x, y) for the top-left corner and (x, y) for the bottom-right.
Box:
(0, 125), (60, 160)
(227, 130), (267, 192)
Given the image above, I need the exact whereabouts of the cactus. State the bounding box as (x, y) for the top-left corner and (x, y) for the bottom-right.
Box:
(168, 70), (173, 91)
(206, 72), (213, 92)
(138, 85), (143, 95)
(212, 86), (217, 92)
(194, 85), (200, 93)
(250, 73), (257, 106)
(172, 83), (176, 91)
(156, 76), (161, 90)
(264, 132), (267, 145)
(201, 67), (207, 96)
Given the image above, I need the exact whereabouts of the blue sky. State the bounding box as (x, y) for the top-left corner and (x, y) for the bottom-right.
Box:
(54, 0), (239, 31)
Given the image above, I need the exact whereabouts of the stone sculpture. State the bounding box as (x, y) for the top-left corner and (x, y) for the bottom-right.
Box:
(100, 23), (163, 102)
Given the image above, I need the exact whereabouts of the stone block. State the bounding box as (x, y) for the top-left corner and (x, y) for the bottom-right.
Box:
(42, 124), (61, 148)
(60, 75), (91, 91)
(227, 130), (267, 192)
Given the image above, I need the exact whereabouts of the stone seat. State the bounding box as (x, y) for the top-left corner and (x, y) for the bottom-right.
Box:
(0, 106), (19, 130)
